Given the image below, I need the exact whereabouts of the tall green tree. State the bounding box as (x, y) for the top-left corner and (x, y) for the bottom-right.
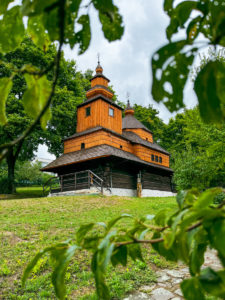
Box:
(0, 39), (54, 193)
(0, 39), (92, 192)
(164, 108), (225, 190)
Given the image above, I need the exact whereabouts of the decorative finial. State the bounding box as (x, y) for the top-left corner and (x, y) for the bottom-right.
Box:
(97, 53), (100, 65)
(126, 92), (130, 107)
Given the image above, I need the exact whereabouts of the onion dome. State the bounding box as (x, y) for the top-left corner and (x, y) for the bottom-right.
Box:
(124, 100), (135, 115)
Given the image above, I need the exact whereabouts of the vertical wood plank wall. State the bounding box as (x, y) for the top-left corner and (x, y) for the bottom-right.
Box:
(76, 99), (122, 134)
(64, 130), (170, 168)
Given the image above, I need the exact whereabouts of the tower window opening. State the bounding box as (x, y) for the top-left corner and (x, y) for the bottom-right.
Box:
(151, 154), (154, 161)
(109, 107), (114, 117)
(81, 143), (85, 149)
(86, 107), (91, 117)
(155, 155), (159, 162)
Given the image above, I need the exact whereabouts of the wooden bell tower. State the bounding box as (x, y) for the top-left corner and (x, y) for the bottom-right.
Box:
(76, 61), (123, 134)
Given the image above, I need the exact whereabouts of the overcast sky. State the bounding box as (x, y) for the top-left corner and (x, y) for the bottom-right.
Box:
(37, 0), (198, 159)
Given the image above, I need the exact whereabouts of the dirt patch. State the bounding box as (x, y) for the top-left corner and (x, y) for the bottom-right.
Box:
(1, 231), (24, 245)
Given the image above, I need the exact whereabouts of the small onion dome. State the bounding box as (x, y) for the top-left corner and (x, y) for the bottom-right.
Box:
(124, 100), (134, 115)
(96, 63), (103, 74)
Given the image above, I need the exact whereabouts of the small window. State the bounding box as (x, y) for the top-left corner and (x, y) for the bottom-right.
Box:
(81, 143), (85, 149)
(155, 155), (159, 162)
(151, 154), (154, 161)
(86, 107), (91, 117)
(159, 157), (162, 163)
(120, 145), (123, 149)
(109, 107), (114, 117)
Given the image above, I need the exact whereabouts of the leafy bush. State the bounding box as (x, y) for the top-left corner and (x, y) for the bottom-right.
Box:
(214, 192), (225, 204)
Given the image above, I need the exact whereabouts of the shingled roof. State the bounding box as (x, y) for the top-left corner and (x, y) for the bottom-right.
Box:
(122, 131), (169, 155)
(41, 144), (173, 172)
(122, 114), (153, 133)
(64, 126), (169, 155)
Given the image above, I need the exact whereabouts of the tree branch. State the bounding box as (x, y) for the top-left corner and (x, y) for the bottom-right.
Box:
(0, 0), (66, 163)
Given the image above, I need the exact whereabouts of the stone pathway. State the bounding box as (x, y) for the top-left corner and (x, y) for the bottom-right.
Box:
(123, 250), (222, 300)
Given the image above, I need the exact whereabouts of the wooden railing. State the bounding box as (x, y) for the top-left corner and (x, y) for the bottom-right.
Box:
(43, 170), (104, 195)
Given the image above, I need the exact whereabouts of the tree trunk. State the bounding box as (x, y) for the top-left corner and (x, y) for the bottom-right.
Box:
(6, 149), (16, 194)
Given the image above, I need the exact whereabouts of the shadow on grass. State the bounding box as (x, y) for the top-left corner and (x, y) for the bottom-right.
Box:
(0, 186), (46, 200)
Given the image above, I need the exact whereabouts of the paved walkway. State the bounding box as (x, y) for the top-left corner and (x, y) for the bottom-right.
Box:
(123, 250), (222, 300)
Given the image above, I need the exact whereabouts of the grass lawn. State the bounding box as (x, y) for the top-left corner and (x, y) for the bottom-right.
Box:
(0, 186), (44, 200)
(0, 194), (177, 299)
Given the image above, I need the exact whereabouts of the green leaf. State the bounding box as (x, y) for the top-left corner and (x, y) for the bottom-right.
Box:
(152, 232), (178, 261)
(154, 208), (173, 226)
(193, 187), (222, 209)
(75, 15), (91, 54)
(151, 40), (197, 112)
(194, 61), (224, 123)
(164, 0), (174, 15)
(21, 0), (57, 16)
(166, 1), (198, 40)
(206, 218), (225, 257)
(186, 16), (202, 42)
(176, 190), (187, 209)
(199, 268), (225, 297)
(91, 252), (110, 300)
(128, 243), (143, 262)
(111, 245), (127, 267)
(107, 214), (132, 231)
(181, 277), (205, 300)
(52, 245), (78, 300)
(0, 6), (25, 53)
(22, 74), (51, 129)
(92, 0), (114, 11)
(22, 246), (55, 286)
(190, 240), (207, 275)
(98, 6), (124, 42)
(43, 6), (60, 41)
(0, 77), (12, 125)
(0, 0), (14, 14)
(28, 16), (50, 51)
(76, 223), (94, 245)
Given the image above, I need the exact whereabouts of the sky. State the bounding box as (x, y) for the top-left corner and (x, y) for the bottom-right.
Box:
(37, 0), (198, 160)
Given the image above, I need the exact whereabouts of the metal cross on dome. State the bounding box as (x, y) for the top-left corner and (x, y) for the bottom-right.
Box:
(97, 53), (100, 65)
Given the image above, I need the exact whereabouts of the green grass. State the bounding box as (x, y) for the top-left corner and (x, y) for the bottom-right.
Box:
(0, 194), (177, 299)
(0, 186), (44, 200)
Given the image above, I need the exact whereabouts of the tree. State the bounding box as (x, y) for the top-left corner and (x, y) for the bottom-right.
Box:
(15, 160), (52, 186)
(44, 67), (92, 157)
(133, 104), (166, 144)
(160, 108), (225, 190)
(0, 39), (93, 192)
(0, 39), (53, 192)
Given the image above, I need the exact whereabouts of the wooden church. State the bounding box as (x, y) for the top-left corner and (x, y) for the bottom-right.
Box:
(42, 62), (175, 197)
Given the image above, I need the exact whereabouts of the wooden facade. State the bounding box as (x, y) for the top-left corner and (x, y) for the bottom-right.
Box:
(42, 62), (174, 195)
(76, 99), (122, 134)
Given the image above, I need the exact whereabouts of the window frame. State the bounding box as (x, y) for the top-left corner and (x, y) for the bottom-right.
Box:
(86, 106), (91, 117)
(109, 107), (114, 117)
(159, 157), (162, 163)
(155, 155), (159, 162)
(151, 154), (154, 161)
